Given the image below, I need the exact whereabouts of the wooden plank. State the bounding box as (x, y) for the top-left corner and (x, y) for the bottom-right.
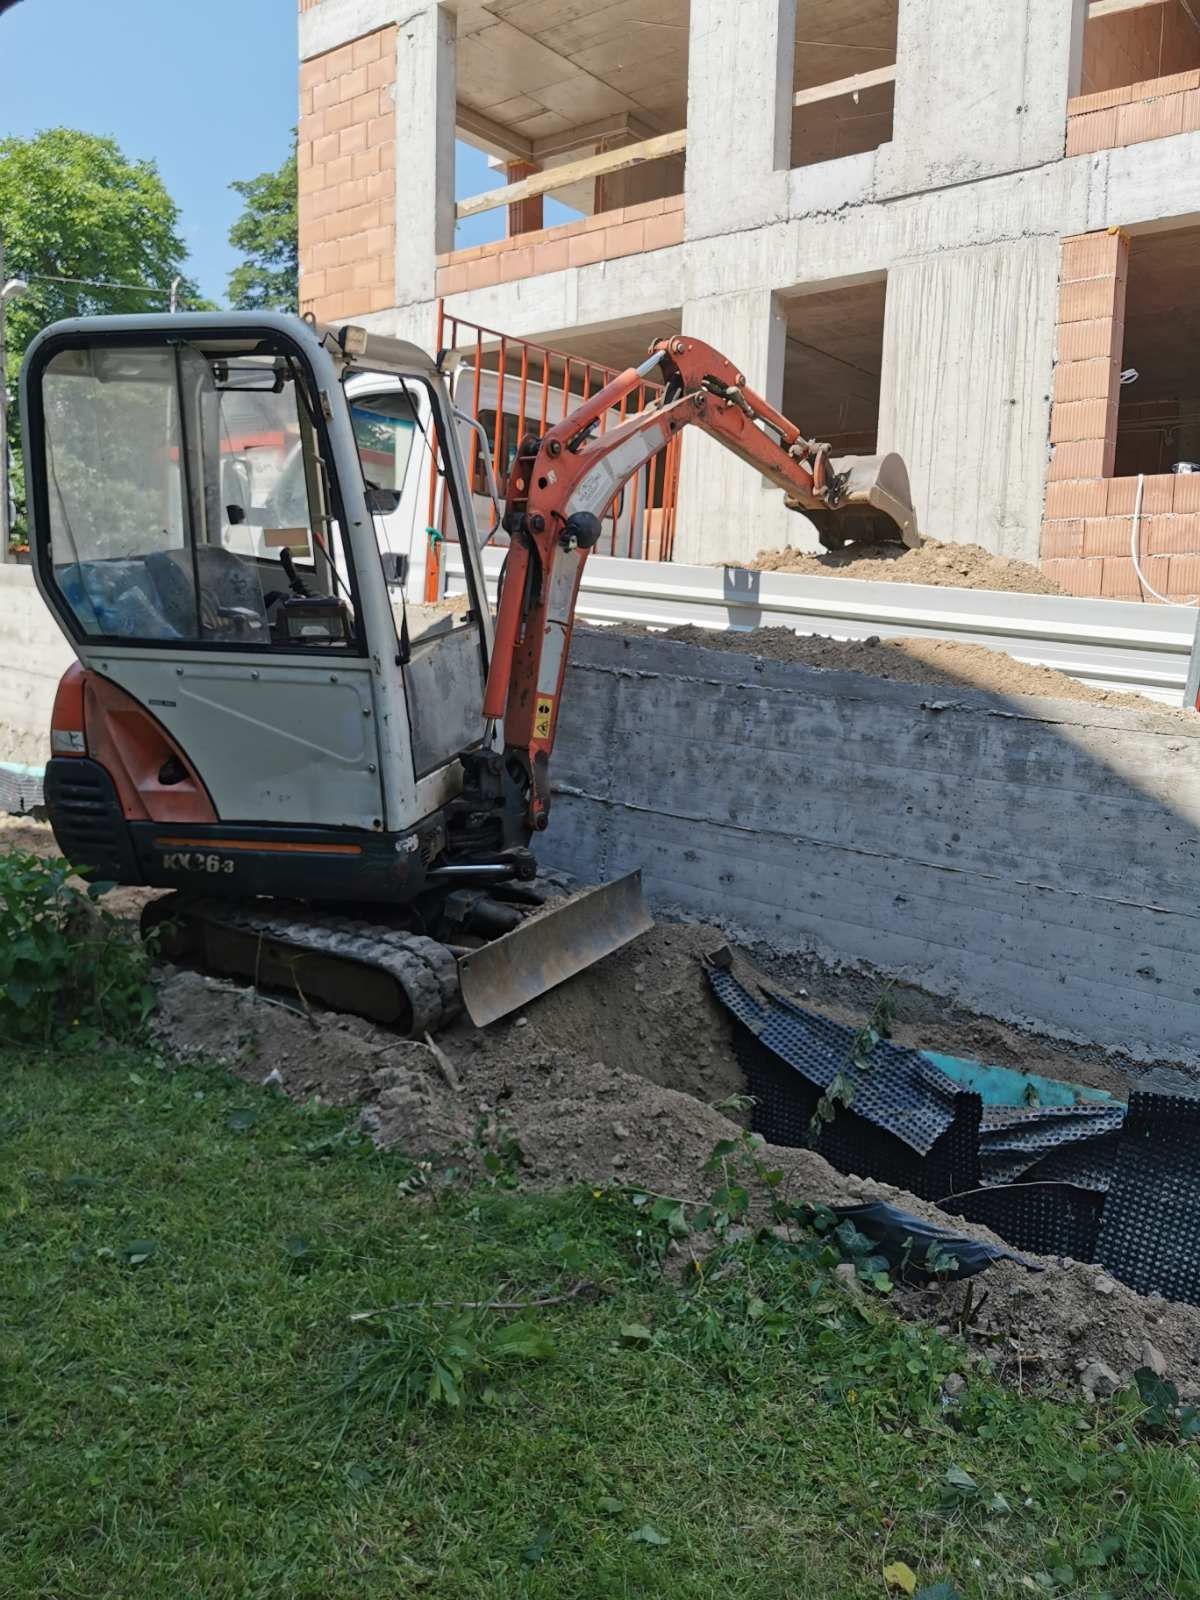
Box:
(792, 63), (896, 110)
(456, 128), (687, 219)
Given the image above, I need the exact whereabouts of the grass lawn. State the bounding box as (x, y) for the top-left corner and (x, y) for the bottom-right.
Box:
(3, 1045), (1200, 1599)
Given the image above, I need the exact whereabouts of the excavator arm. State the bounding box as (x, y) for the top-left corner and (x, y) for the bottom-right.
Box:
(481, 335), (918, 830)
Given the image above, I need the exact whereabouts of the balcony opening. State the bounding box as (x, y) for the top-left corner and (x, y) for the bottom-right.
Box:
(451, 0), (689, 257)
(1080, 0), (1200, 98)
(790, 0), (896, 170)
(1116, 223), (1200, 478)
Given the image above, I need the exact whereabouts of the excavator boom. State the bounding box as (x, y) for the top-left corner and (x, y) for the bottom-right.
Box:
(482, 335), (919, 829)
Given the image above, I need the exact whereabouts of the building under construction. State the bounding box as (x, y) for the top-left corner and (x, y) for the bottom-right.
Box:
(297, 0), (1200, 599)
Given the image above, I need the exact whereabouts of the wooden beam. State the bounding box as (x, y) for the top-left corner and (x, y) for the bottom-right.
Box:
(792, 63), (896, 110)
(456, 128), (687, 221)
(455, 104), (533, 163)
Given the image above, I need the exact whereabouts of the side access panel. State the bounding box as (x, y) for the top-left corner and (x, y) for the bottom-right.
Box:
(83, 651), (384, 828)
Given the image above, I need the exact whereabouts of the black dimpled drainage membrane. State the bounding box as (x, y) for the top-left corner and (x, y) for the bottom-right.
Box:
(711, 968), (980, 1204)
(1095, 1092), (1200, 1302)
(705, 967), (1200, 1302)
(954, 1182), (1105, 1264)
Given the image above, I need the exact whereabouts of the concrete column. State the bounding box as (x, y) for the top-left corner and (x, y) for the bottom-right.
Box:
(879, 0), (1087, 195)
(393, 2), (456, 308)
(877, 236), (1060, 561)
(672, 289), (796, 566)
(684, 0), (795, 240)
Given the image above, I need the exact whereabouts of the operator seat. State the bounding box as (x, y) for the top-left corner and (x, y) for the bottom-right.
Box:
(144, 545), (269, 641)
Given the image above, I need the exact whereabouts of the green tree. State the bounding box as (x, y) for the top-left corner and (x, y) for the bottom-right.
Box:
(227, 143), (298, 313)
(0, 127), (202, 543)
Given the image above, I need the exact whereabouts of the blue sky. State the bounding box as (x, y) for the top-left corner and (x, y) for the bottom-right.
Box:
(0, 0), (572, 306)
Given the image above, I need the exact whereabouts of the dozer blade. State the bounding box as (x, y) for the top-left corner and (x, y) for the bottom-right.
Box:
(458, 870), (654, 1029)
(793, 451), (921, 553)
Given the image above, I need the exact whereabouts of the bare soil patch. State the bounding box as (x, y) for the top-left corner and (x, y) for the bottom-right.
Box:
(749, 538), (1063, 595)
(625, 625), (1191, 719)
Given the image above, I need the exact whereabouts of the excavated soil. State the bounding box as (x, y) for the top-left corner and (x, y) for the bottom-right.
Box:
(150, 919), (1200, 1400)
(749, 538), (1063, 595)
(898, 1260), (1200, 1400)
(626, 625), (1192, 718)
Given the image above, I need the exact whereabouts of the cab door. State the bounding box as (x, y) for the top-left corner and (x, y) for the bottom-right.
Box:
(25, 323), (386, 831)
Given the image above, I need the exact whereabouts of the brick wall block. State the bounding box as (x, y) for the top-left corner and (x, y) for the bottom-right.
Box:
(1040, 519), (1084, 558)
(1116, 93), (1185, 145)
(1048, 438), (1109, 481)
(1044, 479), (1109, 520)
(1057, 317), (1120, 363)
(1082, 516), (1131, 557)
(1053, 357), (1118, 404)
(1041, 557), (1104, 596)
(1166, 554), (1200, 596)
(1101, 557), (1141, 597)
(1050, 397), (1116, 444)
(1146, 513), (1200, 554)
(1066, 108), (1118, 155)
(1058, 275), (1123, 325)
(1061, 230), (1126, 282)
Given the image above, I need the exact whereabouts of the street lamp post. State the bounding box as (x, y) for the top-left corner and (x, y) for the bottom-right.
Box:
(0, 241), (30, 564)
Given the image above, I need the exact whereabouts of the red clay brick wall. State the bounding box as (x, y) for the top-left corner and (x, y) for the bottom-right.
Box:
(298, 27), (396, 323)
(435, 195), (684, 296)
(1041, 228), (1200, 600)
(1067, 69), (1200, 153)
(1081, 1), (1200, 95)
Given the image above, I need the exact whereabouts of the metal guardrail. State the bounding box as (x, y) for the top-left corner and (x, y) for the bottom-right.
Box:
(445, 549), (1200, 706)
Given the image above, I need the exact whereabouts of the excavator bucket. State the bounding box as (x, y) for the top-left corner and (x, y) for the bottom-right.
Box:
(458, 870), (654, 1028)
(795, 451), (921, 553)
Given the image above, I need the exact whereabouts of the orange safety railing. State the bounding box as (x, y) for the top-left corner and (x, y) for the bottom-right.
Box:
(423, 302), (681, 600)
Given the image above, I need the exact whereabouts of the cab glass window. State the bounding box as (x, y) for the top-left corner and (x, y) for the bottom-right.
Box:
(38, 340), (358, 650)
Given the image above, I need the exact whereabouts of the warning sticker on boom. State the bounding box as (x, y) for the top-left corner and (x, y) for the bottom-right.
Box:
(533, 696), (554, 740)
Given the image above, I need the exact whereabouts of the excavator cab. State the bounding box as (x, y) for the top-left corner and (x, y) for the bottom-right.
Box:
(23, 315), (493, 848)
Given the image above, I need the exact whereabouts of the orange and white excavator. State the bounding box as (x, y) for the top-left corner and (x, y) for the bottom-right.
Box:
(20, 313), (918, 1033)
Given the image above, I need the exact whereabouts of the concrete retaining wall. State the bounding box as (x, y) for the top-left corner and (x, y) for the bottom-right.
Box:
(540, 629), (1200, 1062)
(0, 567), (72, 769)
(6, 563), (1200, 1060)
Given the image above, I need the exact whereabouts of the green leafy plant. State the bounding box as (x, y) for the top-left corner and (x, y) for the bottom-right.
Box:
(339, 1308), (556, 1416)
(624, 1128), (785, 1262)
(810, 984), (895, 1140)
(1132, 1366), (1200, 1441)
(474, 1110), (526, 1187)
(0, 851), (155, 1045)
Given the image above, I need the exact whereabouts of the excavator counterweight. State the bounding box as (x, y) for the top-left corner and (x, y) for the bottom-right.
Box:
(20, 314), (918, 1034)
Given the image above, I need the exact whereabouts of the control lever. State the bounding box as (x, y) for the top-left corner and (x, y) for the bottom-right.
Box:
(279, 548), (310, 597)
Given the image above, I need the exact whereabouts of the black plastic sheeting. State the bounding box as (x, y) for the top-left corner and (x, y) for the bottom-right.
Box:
(830, 1203), (1040, 1281)
(706, 963), (1200, 1304)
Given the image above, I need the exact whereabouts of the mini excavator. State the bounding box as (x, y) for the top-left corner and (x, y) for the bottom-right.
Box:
(21, 313), (918, 1034)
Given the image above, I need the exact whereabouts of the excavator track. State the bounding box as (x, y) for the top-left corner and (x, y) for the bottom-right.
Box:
(146, 896), (462, 1036)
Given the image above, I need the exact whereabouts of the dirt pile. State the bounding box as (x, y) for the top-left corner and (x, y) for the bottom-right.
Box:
(749, 538), (1063, 595)
(629, 625), (1186, 716)
(900, 1259), (1200, 1400)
